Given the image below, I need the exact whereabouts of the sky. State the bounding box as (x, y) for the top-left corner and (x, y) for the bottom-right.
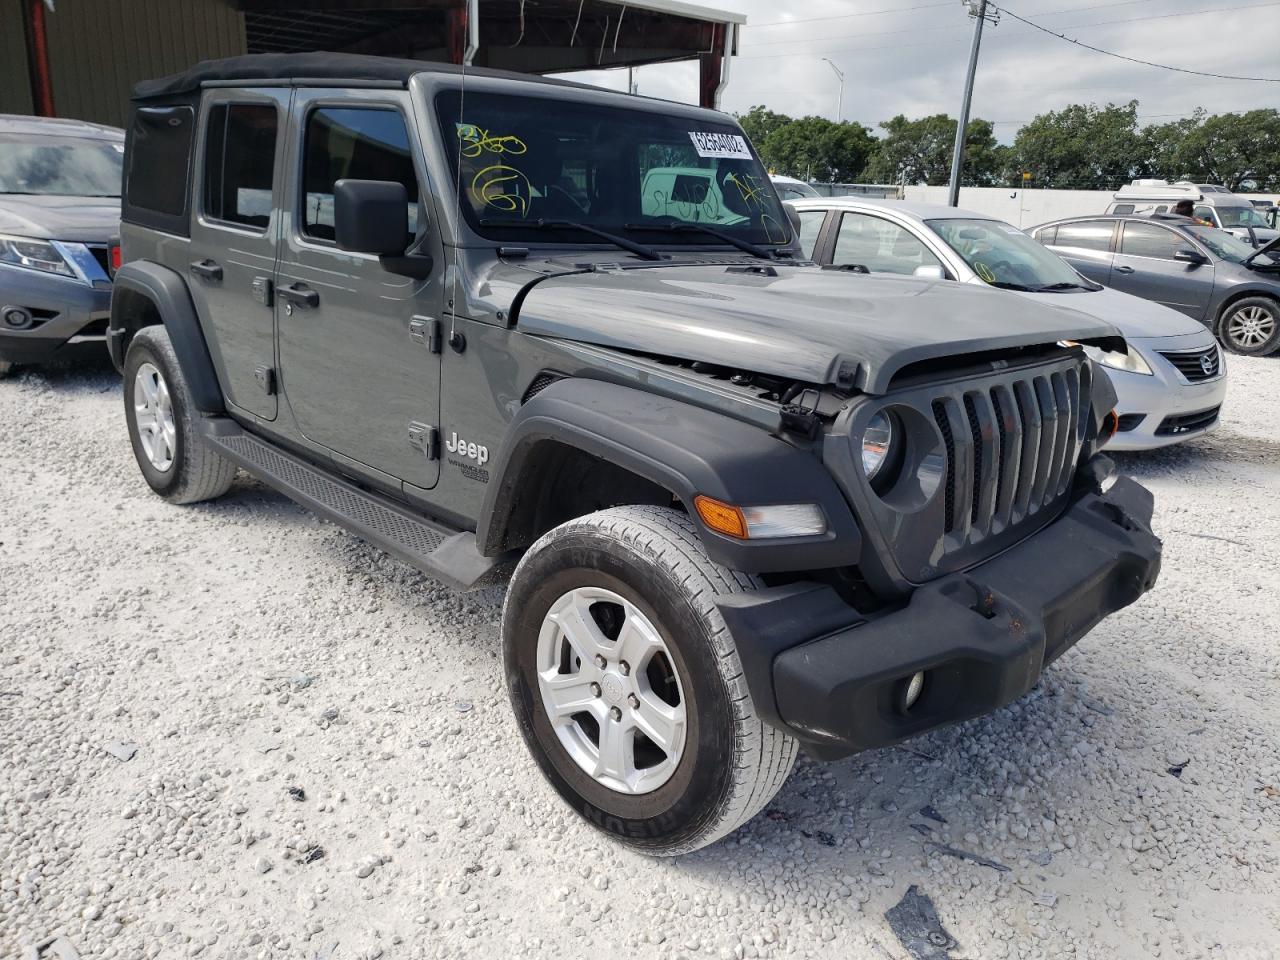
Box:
(562, 0), (1280, 141)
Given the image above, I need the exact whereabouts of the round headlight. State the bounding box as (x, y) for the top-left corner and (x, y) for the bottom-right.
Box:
(861, 411), (894, 480)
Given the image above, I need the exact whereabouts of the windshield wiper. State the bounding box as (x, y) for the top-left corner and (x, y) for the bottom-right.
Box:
(987, 280), (1035, 292)
(1035, 281), (1088, 291)
(624, 221), (777, 260)
(479, 218), (662, 262)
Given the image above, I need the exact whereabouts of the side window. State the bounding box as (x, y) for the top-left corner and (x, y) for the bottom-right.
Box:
(125, 105), (194, 219)
(833, 213), (942, 276)
(1053, 221), (1114, 252)
(1193, 205), (1216, 225)
(1111, 203), (1135, 215)
(203, 103), (277, 230)
(796, 210), (825, 259)
(1035, 226), (1057, 245)
(1120, 222), (1182, 259)
(302, 107), (419, 243)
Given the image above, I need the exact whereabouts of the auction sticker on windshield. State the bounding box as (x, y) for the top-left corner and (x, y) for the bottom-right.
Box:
(688, 131), (752, 160)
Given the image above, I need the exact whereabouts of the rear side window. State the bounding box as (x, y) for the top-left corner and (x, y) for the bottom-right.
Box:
(302, 107), (418, 242)
(796, 210), (825, 259)
(125, 105), (195, 227)
(203, 103), (278, 230)
(1111, 203), (1134, 215)
(1034, 225), (1057, 245)
(1053, 221), (1113, 252)
(1120, 221), (1181, 260)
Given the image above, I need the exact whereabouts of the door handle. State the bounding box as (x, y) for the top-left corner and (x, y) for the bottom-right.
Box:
(189, 258), (223, 282)
(278, 282), (319, 309)
(1114, 265), (1135, 275)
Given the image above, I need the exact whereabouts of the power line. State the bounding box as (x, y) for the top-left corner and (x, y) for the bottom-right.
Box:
(993, 2), (1280, 81)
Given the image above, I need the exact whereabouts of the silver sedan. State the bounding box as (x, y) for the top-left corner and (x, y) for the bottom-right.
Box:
(788, 196), (1227, 451)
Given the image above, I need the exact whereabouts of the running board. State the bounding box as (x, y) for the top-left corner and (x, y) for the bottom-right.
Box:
(201, 419), (511, 591)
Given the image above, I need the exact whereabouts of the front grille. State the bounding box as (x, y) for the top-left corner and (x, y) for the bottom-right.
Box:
(1155, 406), (1220, 437)
(1159, 345), (1221, 383)
(929, 363), (1087, 541)
(86, 243), (111, 277)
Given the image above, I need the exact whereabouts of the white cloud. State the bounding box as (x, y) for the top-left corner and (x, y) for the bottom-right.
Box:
(561, 0), (1280, 140)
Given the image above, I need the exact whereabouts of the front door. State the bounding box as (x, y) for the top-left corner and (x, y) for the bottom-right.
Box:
(1109, 220), (1215, 320)
(186, 88), (287, 420)
(275, 92), (442, 489)
(1044, 220), (1117, 286)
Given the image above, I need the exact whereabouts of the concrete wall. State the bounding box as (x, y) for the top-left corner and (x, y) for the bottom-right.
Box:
(903, 185), (1280, 229)
(0, 0), (246, 129)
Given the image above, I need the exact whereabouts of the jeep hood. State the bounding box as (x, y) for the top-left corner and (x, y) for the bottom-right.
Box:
(515, 265), (1120, 394)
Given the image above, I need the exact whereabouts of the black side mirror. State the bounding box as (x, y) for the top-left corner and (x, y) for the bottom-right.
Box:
(334, 179), (409, 255)
(1173, 247), (1209, 265)
(784, 203), (802, 237)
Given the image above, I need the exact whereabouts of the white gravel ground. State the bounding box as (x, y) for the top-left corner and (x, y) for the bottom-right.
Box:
(2, 354), (1278, 960)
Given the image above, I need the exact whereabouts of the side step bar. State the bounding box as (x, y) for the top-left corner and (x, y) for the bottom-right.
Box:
(201, 419), (511, 591)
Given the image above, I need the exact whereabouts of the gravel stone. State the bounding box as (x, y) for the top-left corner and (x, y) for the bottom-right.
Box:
(1, 357), (1278, 959)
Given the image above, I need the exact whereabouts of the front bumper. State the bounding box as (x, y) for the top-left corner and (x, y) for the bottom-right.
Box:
(717, 474), (1161, 760)
(1105, 337), (1227, 451)
(0, 264), (112, 365)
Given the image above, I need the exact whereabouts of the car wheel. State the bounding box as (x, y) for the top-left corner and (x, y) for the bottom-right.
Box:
(124, 325), (237, 504)
(504, 505), (798, 856)
(1219, 296), (1280, 356)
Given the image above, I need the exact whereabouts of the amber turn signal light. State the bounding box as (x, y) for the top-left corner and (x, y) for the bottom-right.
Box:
(1102, 409), (1120, 443)
(693, 495), (748, 540)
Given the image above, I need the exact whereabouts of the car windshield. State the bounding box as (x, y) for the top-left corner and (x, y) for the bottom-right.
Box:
(435, 90), (790, 247)
(774, 180), (820, 201)
(0, 134), (123, 197)
(926, 217), (1090, 291)
(1214, 205), (1271, 229)
(1186, 225), (1279, 265)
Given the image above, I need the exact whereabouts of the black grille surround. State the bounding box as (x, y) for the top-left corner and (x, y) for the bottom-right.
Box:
(1158, 345), (1221, 383)
(825, 352), (1094, 592)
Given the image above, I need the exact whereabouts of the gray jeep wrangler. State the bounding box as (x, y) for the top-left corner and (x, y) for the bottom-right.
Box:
(109, 53), (1161, 856)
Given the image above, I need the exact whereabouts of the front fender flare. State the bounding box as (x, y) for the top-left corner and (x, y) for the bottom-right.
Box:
(478, 378), (862, 574)
(110, 261), (224, 414)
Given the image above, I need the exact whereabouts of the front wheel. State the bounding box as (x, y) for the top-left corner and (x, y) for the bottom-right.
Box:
(503, 505), (798, 856)
(1219, 296), (1280, 356)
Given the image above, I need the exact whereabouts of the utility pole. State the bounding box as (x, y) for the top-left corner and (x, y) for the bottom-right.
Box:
(947, 0), (998, 206)
(821, 57), (844, 122)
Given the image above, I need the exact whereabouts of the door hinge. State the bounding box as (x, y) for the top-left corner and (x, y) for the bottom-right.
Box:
(407, 422), (439, 460)
(254, 365), (276, 396)
(409, 316), (443, 354)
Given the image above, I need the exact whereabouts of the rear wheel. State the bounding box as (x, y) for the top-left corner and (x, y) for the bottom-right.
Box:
(1219, 296), (1280, 356)
(124, 326), (236, 504)
(504, 505), (798, 856)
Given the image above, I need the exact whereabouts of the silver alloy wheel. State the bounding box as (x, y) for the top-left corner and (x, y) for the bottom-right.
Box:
(1227, 304), (1277, 349)
(536, 586), (687, 795)
(133, 361), (177, 472)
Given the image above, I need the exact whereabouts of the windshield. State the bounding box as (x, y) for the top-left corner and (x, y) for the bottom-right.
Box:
(774, 180), (820, 201)
(1214, 205), (1271, 229)
(1187, 225), (1279, 265)
(926, 217), (1090, 290)
(0, 134), (123, 197)
(436, 91), (790, 247)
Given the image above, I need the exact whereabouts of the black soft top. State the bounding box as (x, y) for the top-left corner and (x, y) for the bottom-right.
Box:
(131, 52), (588, 101)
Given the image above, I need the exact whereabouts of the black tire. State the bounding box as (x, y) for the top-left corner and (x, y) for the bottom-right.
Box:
(503, 505), (798, 856)
(1218, 296), (1280, 356)
(123, 326), (236, 504)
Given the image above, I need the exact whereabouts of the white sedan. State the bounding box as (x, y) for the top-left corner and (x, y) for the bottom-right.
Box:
(787, 197), (1227, 451)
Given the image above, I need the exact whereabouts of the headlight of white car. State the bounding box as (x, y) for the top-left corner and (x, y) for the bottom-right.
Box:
(1083, 344), (1153, 377)
(0, 233), (77, 278)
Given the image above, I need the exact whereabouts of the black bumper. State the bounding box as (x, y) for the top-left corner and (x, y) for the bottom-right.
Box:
(717, 475), (1162, 761)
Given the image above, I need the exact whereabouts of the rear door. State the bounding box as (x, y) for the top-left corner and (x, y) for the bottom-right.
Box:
(275, 91), (443, 490)
(1042, 219), (1116, 285)
(186, 88), (287, 420)
(1110, 220), (1215, 319)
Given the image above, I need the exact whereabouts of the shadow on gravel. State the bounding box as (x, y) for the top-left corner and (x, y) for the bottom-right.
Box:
(3, 352), (119, 392)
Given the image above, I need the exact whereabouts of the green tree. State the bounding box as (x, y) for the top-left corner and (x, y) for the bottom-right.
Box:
(864, 114), (1002, 186)
(735, 105), (793, 149)
(1009, 100), (1144, 189)
(1141, 111), (1203, 180)
(1173, 109), (1280, 190)
(758, 116), (875, 183)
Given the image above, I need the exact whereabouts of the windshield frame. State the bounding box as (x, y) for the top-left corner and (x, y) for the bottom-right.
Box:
(1211, 204), (1271, 229)
(0, 132), (124, 198)
(925, 216), (1097, 292)
(424, 76), (795, 254)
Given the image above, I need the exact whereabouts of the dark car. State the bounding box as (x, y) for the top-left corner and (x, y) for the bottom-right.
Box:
(1031, 214), (1280, 356)
(109, 53), (1160, 855)
(0, 115), (123, 376)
